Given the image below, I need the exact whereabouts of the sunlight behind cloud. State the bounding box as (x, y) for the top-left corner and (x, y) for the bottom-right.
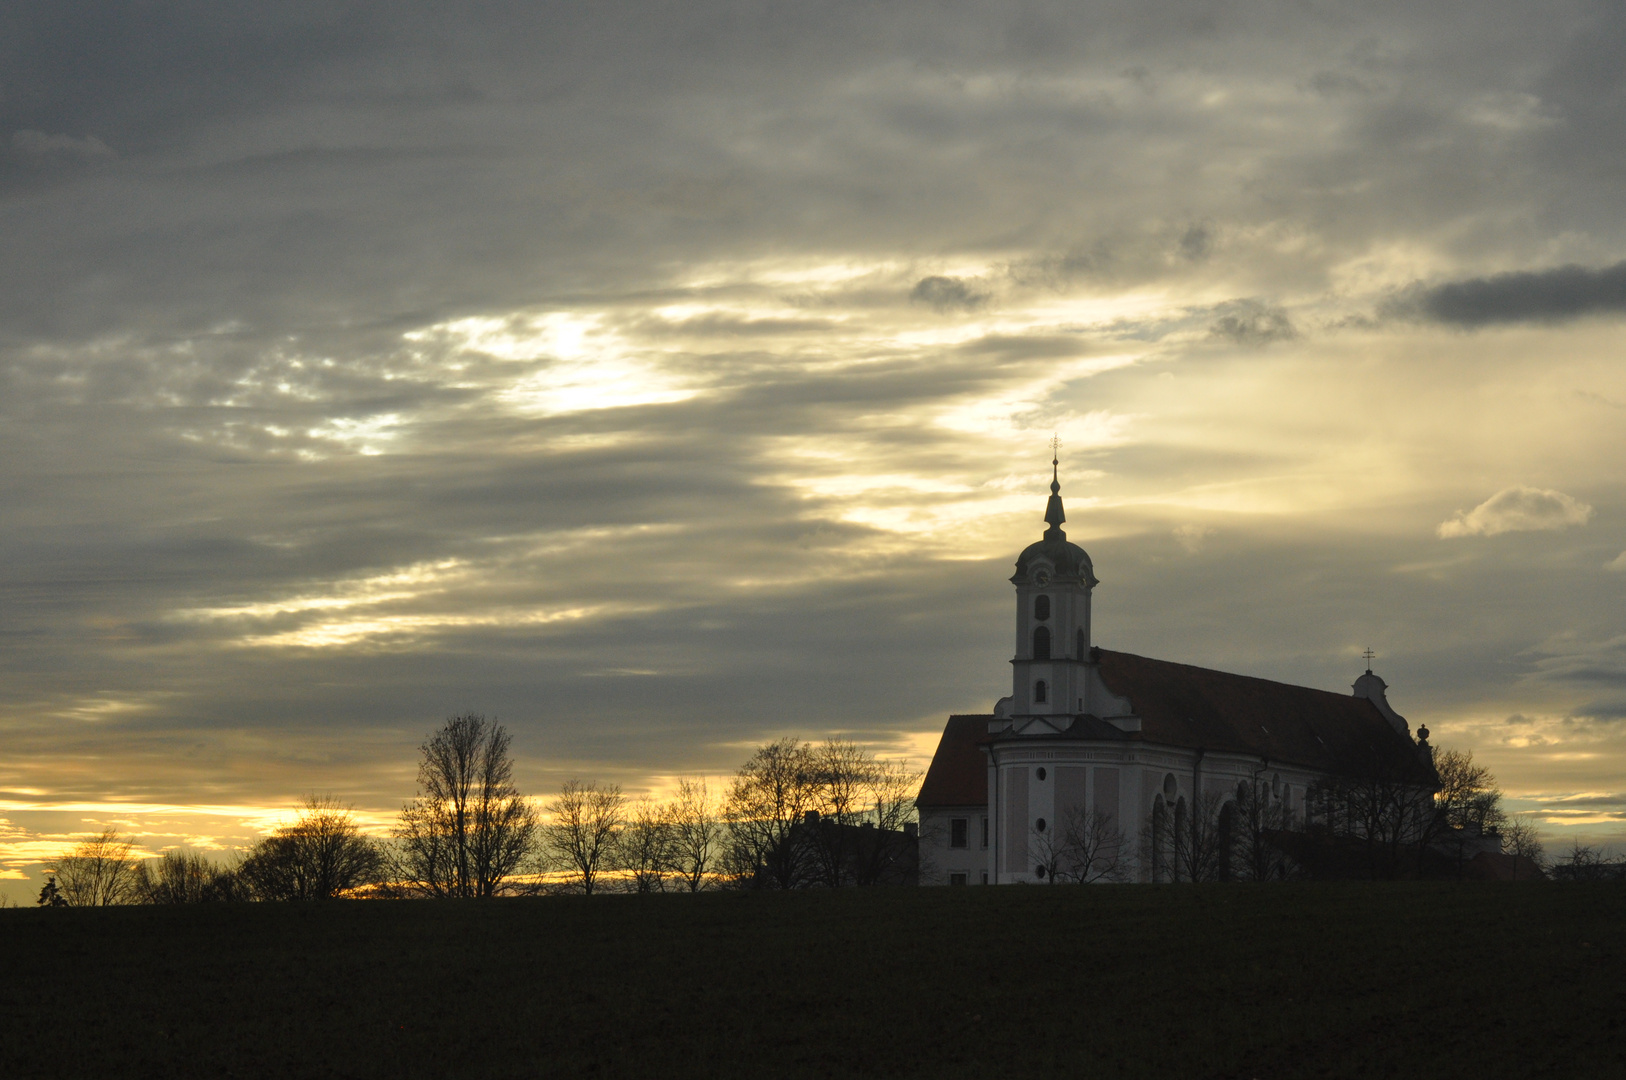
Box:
(240, 605), (609, 649)
(1438, 486), (1594, 538)
(412, 311), (701, 416)
(176, 560), (470, 622)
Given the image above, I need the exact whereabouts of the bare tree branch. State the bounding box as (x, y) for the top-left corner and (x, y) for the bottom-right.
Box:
(240, 796), (384, 900)
(666, 778), (721, 892)
(47, 829), (140, 906)
(395, 714), (537, 898)
(544, 780), (625, 895)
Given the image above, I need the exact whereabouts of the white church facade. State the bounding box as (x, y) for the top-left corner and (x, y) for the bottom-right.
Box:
(916, 460), (1434, 885)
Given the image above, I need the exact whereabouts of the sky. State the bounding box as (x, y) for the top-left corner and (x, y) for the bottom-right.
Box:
(5, 0), (1626, 900)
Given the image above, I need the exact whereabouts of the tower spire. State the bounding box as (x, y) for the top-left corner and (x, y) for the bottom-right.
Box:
(1044, 434), (1066, 539)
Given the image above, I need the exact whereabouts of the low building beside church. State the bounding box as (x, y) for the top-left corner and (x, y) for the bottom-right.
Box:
(916, 461), (1438, 885)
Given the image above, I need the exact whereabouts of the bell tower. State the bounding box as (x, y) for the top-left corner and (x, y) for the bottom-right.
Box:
(1009, 447), (1097, 719)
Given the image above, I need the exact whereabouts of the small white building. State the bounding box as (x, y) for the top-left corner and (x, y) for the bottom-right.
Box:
(917, 460), (1434, 885)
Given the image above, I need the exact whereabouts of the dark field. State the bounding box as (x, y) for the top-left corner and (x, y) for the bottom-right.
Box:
(4, 883), (1623, 1079)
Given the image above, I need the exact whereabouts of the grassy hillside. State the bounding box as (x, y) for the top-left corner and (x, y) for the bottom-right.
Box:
(4, 882), (1622, 1079)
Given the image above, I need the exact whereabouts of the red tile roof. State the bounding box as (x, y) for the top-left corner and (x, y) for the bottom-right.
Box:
(1094, 649), (1426, 777)
(915, 715), (992, 807)
(915, 650), (1433, 808)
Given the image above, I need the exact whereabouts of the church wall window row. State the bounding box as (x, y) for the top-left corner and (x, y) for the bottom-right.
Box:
(1033, 625), (1051, 659)
(1034, 680), (1047, 703)
(1034, 594), (1050, 621)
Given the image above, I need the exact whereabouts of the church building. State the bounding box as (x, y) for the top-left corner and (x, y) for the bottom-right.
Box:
(916, 458), (1435, 885)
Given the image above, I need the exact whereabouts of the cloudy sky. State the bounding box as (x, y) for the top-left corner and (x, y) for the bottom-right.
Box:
(5, 0), (1626, 898)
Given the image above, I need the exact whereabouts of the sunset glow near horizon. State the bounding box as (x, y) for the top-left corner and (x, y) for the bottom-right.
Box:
(5, 1), (1626, 899)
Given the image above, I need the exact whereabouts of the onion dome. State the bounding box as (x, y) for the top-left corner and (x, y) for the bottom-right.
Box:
(1012, 454), (1097, 586)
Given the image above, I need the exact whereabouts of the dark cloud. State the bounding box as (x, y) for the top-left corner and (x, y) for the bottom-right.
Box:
(9, 130), (116, 164)
(1570, 701), (1626, 722)
(1177, 223), (1212, 261)
(953, 334), (1097, 362)
(910, 275), (990, 313)
(1207, 300), (1296, 345)
(1393, 261), (1626, 326)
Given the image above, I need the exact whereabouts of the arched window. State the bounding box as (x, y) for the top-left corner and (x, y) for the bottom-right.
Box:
(1173, 797), (1188, 883)
(1033, 594), (1051, 621)
(1034, 680), (1048, 703)
(1032, 625), (1051, 659)
(1150, 796), (1169, 883)
(1077, 628), (1085, 659)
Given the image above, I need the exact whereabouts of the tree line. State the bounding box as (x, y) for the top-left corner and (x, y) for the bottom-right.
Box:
(36, 714), (923, 906)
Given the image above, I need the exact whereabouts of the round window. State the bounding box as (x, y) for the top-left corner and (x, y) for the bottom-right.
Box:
(1035, 818), (1047, 833)
(1035, 864), (1047, 878)
(1036, 767), (1047, 781)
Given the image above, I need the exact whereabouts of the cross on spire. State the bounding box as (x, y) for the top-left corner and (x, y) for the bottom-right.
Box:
(1362, 647), (1375, 673)
(1049, 433), (1061, 496)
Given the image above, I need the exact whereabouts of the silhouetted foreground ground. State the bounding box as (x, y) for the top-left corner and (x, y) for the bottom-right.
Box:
(4, 883), (1623, 1079)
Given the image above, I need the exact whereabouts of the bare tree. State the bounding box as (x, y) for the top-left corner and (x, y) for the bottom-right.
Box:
(1029, 817), (1066, 884)
(1310, 739), (1438, 879)
(545, 780), (625, 895)
(396, 714), (537, 898)
(1551, 838), (1622, 881)
(135, 850), (241, 903)
(48, 829), (140, 906)
(1050, 804), (1127, 884)
(1174, 791), (1230, 882)
(240, 797), (384, 901)
(618, 798), (674, 893)
(806, 739), (872, 887)
(722, 740), (922, 889)
(1434, 748), (1506, 832)
(724, 739), (820, 889)
(848, 756), (924, 887)
(1140, 793), (1229, 883)
(1502, 818), (1547, 877)
(1229, 775), (1296, 881)
(666, 778), (721, 892)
